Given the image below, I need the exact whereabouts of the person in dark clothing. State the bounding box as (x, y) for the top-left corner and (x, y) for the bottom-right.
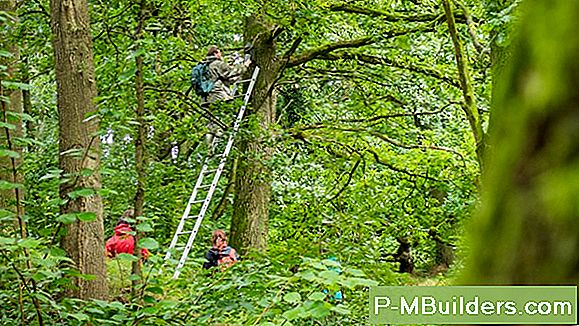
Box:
(203, 229), (240, 270)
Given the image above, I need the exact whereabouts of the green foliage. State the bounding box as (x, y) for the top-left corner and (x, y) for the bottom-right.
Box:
(0, 0), (493, 323)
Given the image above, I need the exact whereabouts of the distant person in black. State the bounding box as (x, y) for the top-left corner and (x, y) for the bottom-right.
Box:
(203, 229), (240, 270)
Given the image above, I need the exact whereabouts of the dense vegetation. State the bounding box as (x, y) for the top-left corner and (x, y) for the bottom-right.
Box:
(2, 0), (576, 325)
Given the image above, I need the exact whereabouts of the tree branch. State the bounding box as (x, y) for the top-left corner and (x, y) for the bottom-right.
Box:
(454, 0), (488, 55)
(327, 159), (361, 202)
(330, 3), (471, 23)
(287, 37), (374, 68)
(366, 148), (439, 182)
(340, 101), (460, 124)
(143, 87), (228, 130)
(318, 52), (460, 87)
(297, 125), (466, 164)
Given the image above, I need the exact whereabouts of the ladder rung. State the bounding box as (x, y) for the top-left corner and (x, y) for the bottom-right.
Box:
(203, 169), (217, 174)
(185, 215), (199, 219)
(198, 184), (212, 189)
(191, 199), (205, 204)
(177, 230), (193, 235)
(238, 79), (252, 83)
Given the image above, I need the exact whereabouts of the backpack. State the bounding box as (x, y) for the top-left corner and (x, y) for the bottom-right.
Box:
(217, 247), (238, 270)
(191, 62), (215, 97)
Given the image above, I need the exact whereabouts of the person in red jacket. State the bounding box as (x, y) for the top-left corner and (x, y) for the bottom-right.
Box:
(105, 209), (150, 259)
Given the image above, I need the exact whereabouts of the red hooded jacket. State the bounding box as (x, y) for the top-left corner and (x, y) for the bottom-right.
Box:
(105, 223), (150, 259)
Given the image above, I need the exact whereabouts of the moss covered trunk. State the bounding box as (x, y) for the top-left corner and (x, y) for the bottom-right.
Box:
(230, 17), (278, 254)
(466, 0), (579, 284)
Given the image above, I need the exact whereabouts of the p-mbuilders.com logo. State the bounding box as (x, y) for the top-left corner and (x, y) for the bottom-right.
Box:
(369, 286), (577, 324)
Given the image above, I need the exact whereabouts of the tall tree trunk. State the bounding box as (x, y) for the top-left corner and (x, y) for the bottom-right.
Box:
(131, 0), (147, 294)
(50, 0), (107, 299)
(230, 17), (278, 254)
(1, 1), (44, 323)
(465, 0), (579, 284)
(0, 0), (24, 236)
(442, 0), (485, 170)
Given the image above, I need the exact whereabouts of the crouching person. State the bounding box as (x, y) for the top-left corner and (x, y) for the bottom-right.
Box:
(203, 229), (240, 270)
(105, 209), (150, 260)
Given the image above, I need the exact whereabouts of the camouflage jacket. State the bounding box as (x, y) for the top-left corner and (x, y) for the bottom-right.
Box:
(204, 55), (247, 103)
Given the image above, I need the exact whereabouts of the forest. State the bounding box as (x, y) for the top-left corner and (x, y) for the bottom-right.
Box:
(1, 0), (577, 324)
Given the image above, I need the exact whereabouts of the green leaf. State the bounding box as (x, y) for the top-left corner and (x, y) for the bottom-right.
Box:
(50, 247), (67, 257)
(86, 307), (105, 315)
(80, 168), (94, 177)
(330, 304), (351, 315)
(0, 81), (33, 91)
(0, 149), (20, 158)
(57, 213), (77, 224)
(78, 273), (97, 281)
(307, 301), (331, 319)
(18, 238), (41, 249)
(77, 212), (96, 222)
(0, 209), (15, 219)
(136, 222), (153, 232)
(138, 238), (159, 250)
(67, 188), (95, 199)
(129, 274), (141, 281)
(69, 313), (89, 321)
(350, 277), (379, 287)
(0, 121), (16, 129)
(143, 295), (157, 304)
(112, 314), (129, 321)
(282, 306), (305, 320)
(345, 268), (366, 277)
(308, 292), (326, 301)
(296, 270), (317, 281)
(116, 253), (138, 262)
(319, 270), (340, 283)
(0, 180), (23, 190)
(0, 237), (16, 245)
(119, 66), (137, 82)
(283, 292), (302, 304)
(146, 286), (164, 295)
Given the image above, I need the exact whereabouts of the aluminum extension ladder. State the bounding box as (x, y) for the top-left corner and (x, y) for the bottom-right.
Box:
(165, 67), (260, 279)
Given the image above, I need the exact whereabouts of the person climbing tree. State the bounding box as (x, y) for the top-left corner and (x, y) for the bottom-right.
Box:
(193, 45), (251, 147)
(203, 229), (240, 270)
(105, 209), (150, 260)
(202, 45), (251, 104)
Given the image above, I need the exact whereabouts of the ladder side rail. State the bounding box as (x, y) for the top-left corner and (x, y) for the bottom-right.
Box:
(243, 67), (260, 107)
(164, 163), (209, 260)
(173, 152), (231, 278)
